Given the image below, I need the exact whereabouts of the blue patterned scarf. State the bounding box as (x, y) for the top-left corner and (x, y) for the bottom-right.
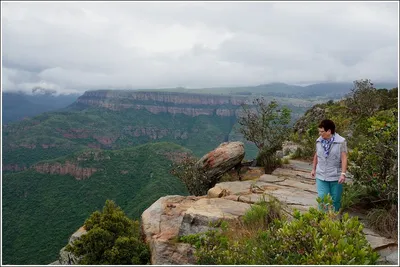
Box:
(321, 135), (335, 157)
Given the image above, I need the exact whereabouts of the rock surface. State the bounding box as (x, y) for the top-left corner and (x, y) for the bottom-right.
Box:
(195, 141), (245, 180)
(50, 226), (87, 265)
(141, 160), (398, 265)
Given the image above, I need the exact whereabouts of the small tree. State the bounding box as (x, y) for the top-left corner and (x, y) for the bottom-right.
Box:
(170, 155), (210, 196)
(345, 79), (380, 120)
(65, 200), (150, 265)
(237, 97), (291, 174)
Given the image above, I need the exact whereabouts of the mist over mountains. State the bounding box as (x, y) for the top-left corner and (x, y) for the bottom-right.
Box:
(3, 80), (397, 125)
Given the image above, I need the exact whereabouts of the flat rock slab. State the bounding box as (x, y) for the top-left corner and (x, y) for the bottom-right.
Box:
(272, 168), (312, 180)
(268, 187), (317, 207)
(287, 160), (314, 172)
(209, 180), (256, 195)
(179, 198), (251, 237)
(259, 174), (286, 183)
(362, 228), (398, 250)
(275, 179), (317, 193)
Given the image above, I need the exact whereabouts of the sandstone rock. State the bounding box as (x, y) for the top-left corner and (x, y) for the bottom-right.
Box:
(76, 91), (247, 117)
(33, 161), (99, 180)
(56, 226), (87, 265)
(259, 174), (286, 183)
(141, 195), (200, 265)
(178, 198), (251, 237)
(195, 141), (245, 179)
(272, 167), (312, 180)
(207, 187), (230, 198)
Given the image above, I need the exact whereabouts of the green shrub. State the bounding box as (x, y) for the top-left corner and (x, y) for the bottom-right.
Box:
(181, 195), (379, 265)
(65, 200), (150, 265)
(348, 109), (398, 206)
(242, 195), (286, 231)
(340, 183), (369, 212)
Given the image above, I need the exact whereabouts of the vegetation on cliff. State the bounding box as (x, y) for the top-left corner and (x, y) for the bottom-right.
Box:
(180, 195), (379, 265)
(65, 200), (150, 265)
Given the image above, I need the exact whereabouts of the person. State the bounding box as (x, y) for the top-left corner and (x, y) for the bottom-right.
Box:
(311, 119), (348, 212)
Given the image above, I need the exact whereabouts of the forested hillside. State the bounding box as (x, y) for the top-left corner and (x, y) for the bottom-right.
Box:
(2, 142), (190, 265)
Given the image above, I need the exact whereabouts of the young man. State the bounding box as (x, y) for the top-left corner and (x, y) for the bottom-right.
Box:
(311, 119), (348, 212)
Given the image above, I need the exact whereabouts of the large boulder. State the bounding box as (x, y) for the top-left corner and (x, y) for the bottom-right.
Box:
(195, 141), (245, 183)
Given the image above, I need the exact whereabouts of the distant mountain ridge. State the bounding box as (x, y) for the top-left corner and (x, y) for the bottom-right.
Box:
(2, 91), (80, 124)
(176, 81), (398, 98)
(69, 90), (248, 117)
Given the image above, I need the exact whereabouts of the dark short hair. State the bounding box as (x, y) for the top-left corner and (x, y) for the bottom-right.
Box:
(319, 119), (336, 134)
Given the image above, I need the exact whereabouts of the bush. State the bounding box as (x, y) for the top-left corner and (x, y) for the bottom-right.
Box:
(348, 109), (398, 206)
(340, 183), (369, 212)
(180, 195), (379, 265)
(170, 155), (212, 196)
(65, 200), (150, 265)
(242, 195), (286, 231)
(366, 206), (398, 240)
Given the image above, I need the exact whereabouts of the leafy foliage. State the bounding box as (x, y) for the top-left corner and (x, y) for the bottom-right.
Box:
(169, 155), (213, 196)
(348, 109), (398, 206)
(65, 200), (150, 265)
(237, 98), (292, 173)
(180, 196), (379, 265)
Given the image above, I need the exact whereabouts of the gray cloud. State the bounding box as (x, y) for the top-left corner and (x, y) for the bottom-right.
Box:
(1, 1), (398, 94)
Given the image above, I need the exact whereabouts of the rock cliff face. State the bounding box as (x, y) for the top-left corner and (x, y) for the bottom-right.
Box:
(33, 151), (108, 180)
(74, 90), (249, 117)
(33, 161), (99, 180)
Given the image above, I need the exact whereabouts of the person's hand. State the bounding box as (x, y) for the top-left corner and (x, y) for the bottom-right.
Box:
(338, 174), (346, 184)
(311, 169), (316, 178)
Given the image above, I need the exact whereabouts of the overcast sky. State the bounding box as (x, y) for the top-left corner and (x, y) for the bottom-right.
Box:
(2, 1), (399, 94)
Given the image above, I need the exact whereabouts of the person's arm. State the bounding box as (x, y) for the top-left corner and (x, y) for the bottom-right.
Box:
(311, 152), (317, 178)
(338, 141), (348, 184)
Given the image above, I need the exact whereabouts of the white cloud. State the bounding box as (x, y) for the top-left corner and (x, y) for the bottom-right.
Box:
(1, 1), (398, 94)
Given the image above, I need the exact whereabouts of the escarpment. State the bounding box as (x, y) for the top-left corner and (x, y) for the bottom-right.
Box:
(73, 90), (249, 117)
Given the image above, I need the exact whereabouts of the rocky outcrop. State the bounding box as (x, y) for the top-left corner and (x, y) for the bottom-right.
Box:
(141, 160), (398, 265)
(50, 226), (87, 265)
(141, 195), (251, 265)
(293, 105), (327, 134)
(2, 164), (28, 172)
(195, 141), (245, 181)
(74, 90), (248, 117)
(33, 161), (99, 180)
